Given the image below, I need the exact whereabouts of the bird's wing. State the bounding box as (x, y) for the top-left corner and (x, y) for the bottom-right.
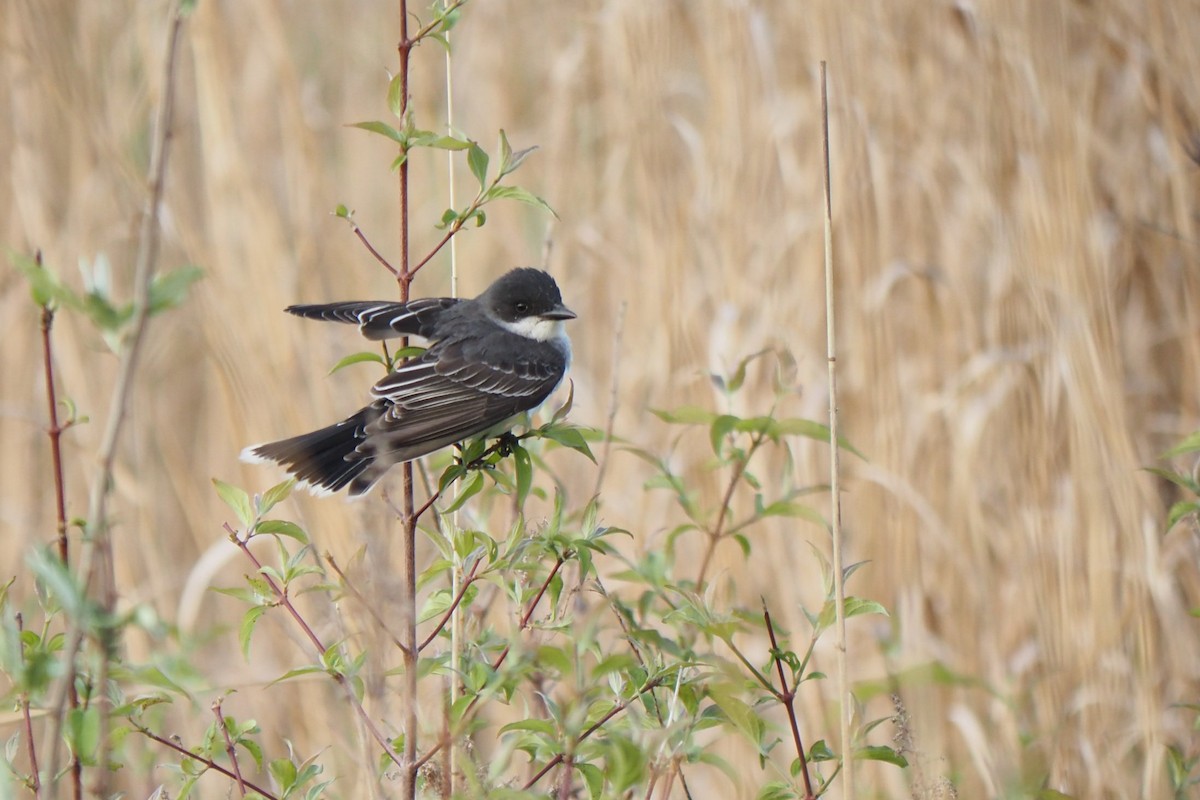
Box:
(285, 298), (460, 340)
(362, 341), (564, 458)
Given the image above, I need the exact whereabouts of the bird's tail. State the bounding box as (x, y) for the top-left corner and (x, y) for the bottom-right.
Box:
(241, 407), (383, 496)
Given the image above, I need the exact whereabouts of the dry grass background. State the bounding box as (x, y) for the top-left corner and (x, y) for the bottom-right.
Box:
(4, 0), (1200, 797)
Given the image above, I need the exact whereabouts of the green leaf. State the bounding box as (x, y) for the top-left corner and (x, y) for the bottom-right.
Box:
(213, 478), (255, 528)
(387, 72), (405, 118)
(538, 425), (596, 462)
(239, 606), (269, 659)
(651, 406), (718, 426)
(392, 345), (427, 361)
(270, 757), (299, 791)
(499, 718), (557, 735)
(772, 417), (865, 459)
(756, 781), (795, 800)
(808, 739), (836, 762)
(854, 744), (908, 767)
(66, 707), (101, 764)
(1168, 501), (1200, 530)
(270, 665), (325, 686)
(467, 142), (489, 188)
(81, 291), (129, 333)
(329, 351), (387, 375)
(443, 471), (484, 513)
(1163, 430), (1200, 458)
(513, 444), (533, 509)
(334, 204), (352, 219)
(484, 184), (557, 217)
(9, 250), (81, 309)
(258, 479), (295, 516)
(436, 208), (459, 229)
(427, 135), (472, 151)
(844, 597), (892, 623)
(148, 265), (203, 314)
(256, 519), (308, 543)
(349, 120), (406, 145)
(756, 499), (823, 525)
(1144, 467), (1200, 495)
(577, 761), (604, 799)
(709, 414), (738, 455)
(497, 130), (538, 178)
(237, 737), (265, 772)
(549, 379), (575, 424)
(498, 128), (513, 171)
(725, 349), (770, 393)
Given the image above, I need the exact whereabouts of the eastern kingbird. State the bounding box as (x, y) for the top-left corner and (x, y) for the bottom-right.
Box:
(242, 268), (575, 496)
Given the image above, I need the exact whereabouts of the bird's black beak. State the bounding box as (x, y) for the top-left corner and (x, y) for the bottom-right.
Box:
(542, 304), (576, 321)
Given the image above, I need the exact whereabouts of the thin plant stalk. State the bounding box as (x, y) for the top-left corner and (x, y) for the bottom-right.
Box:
(396, 4), (419, 798)
(212, 699), (248, 797)
(42, 5), (188, 795)
(444, 26), (462, 798)
(34, 251), (81, 797)
(819, 61), (852, 799)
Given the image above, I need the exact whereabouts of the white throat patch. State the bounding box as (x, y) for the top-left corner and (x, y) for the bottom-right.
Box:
(500, 316), (566, 343)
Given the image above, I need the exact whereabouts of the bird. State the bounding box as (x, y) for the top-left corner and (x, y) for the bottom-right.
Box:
(241, 267), (576, 496)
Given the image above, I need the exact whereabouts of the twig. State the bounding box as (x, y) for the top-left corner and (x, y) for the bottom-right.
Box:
(34, 250), (80, 796)
(350, 221), (399, 277)
(325, 552), (410, 656)
(414, 554), (567, 770)
(396, 2), (421, 798)
(694, 430), (768, 589)
(521, 675), (666, 790)
(443, 28), (461, 785)
(764, 602), (815, 800)
(16, 614), (41, 797)
(212, 699), (248, 797)
(591, 301), (626, 499)
(419, 557), (482, 651)
(819, 61), (852, 800)
(43, 6), (189, 795)
(595, 581), (695, 800)
(36, 251), (71, 566)
(130, 719), (279, 800)
(230, 526), (406, 771)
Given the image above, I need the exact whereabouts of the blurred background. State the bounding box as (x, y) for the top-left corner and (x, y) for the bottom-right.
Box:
(4, 0), (1200, 797)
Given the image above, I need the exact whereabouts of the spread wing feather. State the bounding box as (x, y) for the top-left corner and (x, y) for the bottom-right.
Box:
(286, 298), (459, 340)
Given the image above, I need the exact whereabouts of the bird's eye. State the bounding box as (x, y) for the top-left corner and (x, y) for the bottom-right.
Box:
(515, 302), (530, 314)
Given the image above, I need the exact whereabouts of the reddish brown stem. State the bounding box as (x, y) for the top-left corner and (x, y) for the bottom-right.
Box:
(131, 720), (279, 800)
(15, 614), (41, 797)
(419, 557), (483, 651)
(694, 431), (766, 589)
(763, 603), (815, 800)
(36, 254), (70, 565)
(33, 251), (81, 797)
(522, 675), (666, 791)
(395, 4), (421, 796)
(212, 700), (248, 797)
(487, 555), (565, 670)
(414, 555), (567, 770)
(230, 527), (406, 771)
(555, 754), (574, 800)
(351, 222), (399, 277)
(325, 553), (410, 656)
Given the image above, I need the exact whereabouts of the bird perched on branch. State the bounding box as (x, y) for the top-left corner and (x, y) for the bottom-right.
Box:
(242, 268), (575, 496)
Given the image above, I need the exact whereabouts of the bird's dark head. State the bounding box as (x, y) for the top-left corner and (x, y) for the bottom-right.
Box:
(481, 268), (575, 341)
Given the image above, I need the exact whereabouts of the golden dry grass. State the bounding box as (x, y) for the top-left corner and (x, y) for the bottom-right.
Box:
(4, 0), (1200, 797)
